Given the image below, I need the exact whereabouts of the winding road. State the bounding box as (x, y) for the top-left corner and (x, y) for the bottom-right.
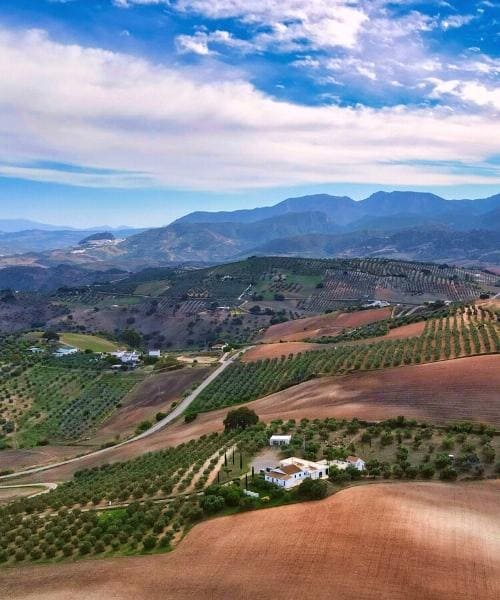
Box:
(0, 348), (249, 481)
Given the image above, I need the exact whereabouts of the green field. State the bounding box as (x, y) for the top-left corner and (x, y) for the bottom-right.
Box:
(59, 333), (122, 353)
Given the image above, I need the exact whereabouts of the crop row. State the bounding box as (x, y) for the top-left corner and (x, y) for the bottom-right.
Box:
(190, 309), (499, 413)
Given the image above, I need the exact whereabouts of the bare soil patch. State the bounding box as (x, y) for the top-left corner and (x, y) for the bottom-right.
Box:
(242, 341), (326, 362)
(0, 445), (92, 474)
(90, 367), (210, 443)
(385, 321), (425, 339)
(1, 481), (498, 600)
(0, 486), (41, 504)
(261, 307), (391, 342)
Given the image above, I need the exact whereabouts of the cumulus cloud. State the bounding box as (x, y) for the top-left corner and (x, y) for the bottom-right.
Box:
(1, 26), (500, 191)
(120, 0), (369, 51)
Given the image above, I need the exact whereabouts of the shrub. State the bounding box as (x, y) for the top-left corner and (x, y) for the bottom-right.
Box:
(200, 494), (225, 514)
(296, 478), (327, 501)
(143, 535), (157, 551)
(439, 466), (458, 481)
(185, 412), (198, 423)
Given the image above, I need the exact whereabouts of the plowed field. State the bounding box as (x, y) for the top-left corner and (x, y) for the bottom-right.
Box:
(261, 307), (391, 342)
(1, 481), (498, 600)
(241, 341), (326, 362)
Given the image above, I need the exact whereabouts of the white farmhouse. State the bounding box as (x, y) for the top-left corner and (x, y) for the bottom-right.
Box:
(346, 456), (366, 470)
(264, 457), (329, 490)
(148, 350), (161, 358)
(330, 456), (366, 471)
(269, 435), (292, 447)
(111, 350), (141, 364)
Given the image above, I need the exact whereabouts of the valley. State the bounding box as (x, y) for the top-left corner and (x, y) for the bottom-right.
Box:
(0, 253), (498, 600)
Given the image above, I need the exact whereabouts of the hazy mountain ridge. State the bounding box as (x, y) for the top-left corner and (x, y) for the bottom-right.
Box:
(1, 191), (500, 289)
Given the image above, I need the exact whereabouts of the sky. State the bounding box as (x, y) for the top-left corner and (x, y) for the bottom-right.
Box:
(0, 0), (499, 227)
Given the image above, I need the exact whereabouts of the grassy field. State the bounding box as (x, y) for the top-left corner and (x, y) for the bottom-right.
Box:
(59, 333), (122, 353)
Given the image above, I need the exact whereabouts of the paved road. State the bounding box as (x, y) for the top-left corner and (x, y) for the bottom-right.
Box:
(0, 348), (249, 481)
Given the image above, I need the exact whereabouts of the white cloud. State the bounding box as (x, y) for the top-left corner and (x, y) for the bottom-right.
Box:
(175, 30), (254, 55)
(1, 26), (500, 191)
(441, 14), (476, 30)
(428, 77), (500, 111)
(121, 0), (369, 51)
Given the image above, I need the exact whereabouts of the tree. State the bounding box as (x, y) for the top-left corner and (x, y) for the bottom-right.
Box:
(296, 478), (327, 501)
(223, 407), (259, 431)
(121, 329), (141, 348)
(42, 330), (60, 342)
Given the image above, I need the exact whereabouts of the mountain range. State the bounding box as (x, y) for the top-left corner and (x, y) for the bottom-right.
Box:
(83, 190), (500, 265)
(1, 190), (500, 290)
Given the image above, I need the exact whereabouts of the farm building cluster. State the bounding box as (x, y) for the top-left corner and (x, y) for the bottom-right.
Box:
(265, 438), (366, 490)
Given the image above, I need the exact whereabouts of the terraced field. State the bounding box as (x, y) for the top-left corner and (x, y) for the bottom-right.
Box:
(190, 305), (499, 414)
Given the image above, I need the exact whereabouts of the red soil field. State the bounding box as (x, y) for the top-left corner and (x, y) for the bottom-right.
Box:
(1, 481), (498, 600)
(261, 307), (391, 342)
(239, 354), (500, 426)
(245, 321), (425, 361)
(242, 341), (326, 362)
(13, 355), (500, 486)
(385, 321), (425, 338)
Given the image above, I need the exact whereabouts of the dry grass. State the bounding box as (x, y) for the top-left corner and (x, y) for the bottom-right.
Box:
(1, 481), (498, 600)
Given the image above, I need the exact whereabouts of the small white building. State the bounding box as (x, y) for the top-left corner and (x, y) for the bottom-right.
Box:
(29, 347), (43, 354)
(148, 350), (161, 358)
(111, 350), (141, 364)
(330, 456), (366, 471)
(269, 435), (292, 447)
(53, 346), (78, 357)
(264, 457), (329, 490)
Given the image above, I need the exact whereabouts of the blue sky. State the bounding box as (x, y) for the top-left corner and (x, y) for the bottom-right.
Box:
(0, 0), (499, 227)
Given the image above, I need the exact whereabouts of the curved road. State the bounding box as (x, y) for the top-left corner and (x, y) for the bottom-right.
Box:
(0, 348), (249, 481)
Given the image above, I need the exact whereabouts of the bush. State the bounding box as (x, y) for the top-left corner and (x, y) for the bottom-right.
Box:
(135, 420), (152, 435)
(418, 464), (435, 479)
(143, 535), (157, 551)
(296, 478), (327, 501)
(439, 466), (458, 481)
(200, 494), (225, 514)
(185, 412), (198, 423)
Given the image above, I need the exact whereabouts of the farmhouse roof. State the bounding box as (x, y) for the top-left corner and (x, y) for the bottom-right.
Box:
(280, 464), (303, 475)
(267, 470), (291, 481)
(346, 456), (361, 462)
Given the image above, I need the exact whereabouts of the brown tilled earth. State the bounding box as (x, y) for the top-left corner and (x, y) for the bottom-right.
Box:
(261, 307), (391, 342)
(1, 481), (498, 600)
(241, 341), (327, 362)
(243, 321), (425, 362)
(0, 445), (92, 474)
(90, 367), (211, 443)
(12, 355), (500, 486)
